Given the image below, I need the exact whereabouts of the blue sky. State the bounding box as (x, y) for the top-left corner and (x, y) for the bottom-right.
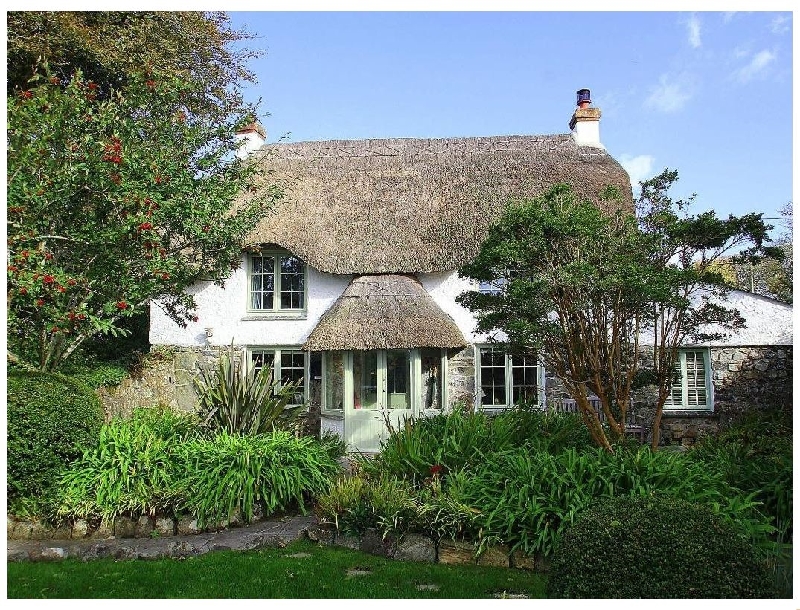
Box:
(227, 10), (794, 237)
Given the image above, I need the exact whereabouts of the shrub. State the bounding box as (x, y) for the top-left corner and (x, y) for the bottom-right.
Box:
(458, 445), (772, 558)
(500, 405), (593, 453)
(364, 409), (517, 484)
(7, 370), (105, 505)
(690, 408), (792, 542)
(55, 407), (200, 520)
(315, 474), (418, 538)
(547, 495), (775, 598)
(180, 431), (341, 527)
(195, 350), (303, 434)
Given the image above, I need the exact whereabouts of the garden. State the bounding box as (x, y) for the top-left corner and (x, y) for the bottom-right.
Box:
(6, 350), (792, 599)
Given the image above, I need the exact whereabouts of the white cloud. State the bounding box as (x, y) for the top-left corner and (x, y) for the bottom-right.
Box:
(619, 154), (655, 190)
(770, 15), (790, 35)
(722, 12), (738, 24)
(644, 74), (692, 113)
(687, 14), (702, 48)
(734, 49), (777, 83)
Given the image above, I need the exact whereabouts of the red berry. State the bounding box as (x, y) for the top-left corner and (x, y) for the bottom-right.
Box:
(116, 301), (128, 310)
(19, 287), (28, 295)
(139, 222), (153, 231)
(43, 274), (55, 284)
(36, 299), (44, 307)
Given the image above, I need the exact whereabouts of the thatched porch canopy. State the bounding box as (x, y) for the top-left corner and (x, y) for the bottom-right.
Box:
(243, 134), (633, 275)
(303, 274), (467, 351)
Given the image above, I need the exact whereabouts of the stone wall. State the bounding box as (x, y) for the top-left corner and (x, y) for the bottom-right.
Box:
(640, 345), (792, 445)
(96, 345), (242, 419)
(445, 346), (475, 410)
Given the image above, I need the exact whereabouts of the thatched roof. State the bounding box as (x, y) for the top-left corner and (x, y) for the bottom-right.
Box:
(303, 274), (467, 351)
(244, 133), (633, 275)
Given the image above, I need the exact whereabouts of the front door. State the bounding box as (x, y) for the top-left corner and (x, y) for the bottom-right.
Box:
(345, 350), (413, 452)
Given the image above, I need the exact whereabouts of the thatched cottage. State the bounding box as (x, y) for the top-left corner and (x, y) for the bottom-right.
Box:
(145, 91), (792, 450)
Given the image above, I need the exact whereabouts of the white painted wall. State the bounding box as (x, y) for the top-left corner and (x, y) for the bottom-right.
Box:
(149, 258), (352, 347)
(418, 271), (507, 344)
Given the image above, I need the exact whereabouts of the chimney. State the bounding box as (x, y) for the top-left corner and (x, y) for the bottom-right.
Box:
(235, 121), (266, 159)
(569, 89), (603, 148)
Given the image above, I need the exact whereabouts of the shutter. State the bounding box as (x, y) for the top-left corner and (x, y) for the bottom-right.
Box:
(685, 351), (707, 408)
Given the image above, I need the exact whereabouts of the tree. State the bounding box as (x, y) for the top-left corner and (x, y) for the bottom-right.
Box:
(636, 170), (780, 448)
(458, 171), (778, 450)
(707, 202), (792, 304)
(7, 11), (258, 123)
(7, 70), (279, 371)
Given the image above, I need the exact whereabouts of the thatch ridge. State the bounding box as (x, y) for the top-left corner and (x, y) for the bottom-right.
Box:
(246, 133), (633, 274)
(303, 274), (467, 351)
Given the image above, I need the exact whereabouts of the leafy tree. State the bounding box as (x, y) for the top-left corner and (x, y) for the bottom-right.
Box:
(7, 11), (258, 123)
(707, 202), (792, 303)
(7, 70), (279, 371)
(459, 171), (778, 450)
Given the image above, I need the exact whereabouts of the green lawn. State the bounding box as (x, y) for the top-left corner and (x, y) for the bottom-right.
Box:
(7, 538), (548, 599)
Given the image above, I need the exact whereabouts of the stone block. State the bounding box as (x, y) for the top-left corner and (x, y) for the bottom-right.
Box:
(437, 540), (476, 565)
(114, 515), (138, 538)
(360, 528), (395, 558)
(136, 515), (155, 538)
(335, 534), (361, 551)
(511, 550), (536, 571)
(40, 547), (66, 560)
(72, 519), (89, 539)
(50, 523), (73, 540)
(176, 516), (201, 536)
(155, 517), (175, 536)
(476, 544), (511, 568)
(89, 520), (114, 540)
(395, 534), (436, 563)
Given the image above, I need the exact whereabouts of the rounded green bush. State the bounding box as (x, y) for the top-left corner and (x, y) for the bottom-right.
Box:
(547, 495), (775, 599)
(7, 370), (105, 503)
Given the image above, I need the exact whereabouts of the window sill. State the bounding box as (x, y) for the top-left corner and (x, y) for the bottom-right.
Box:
(661, 409), (716, 418)
(242, 312), (307, 321)
(321, 410), (344, 420)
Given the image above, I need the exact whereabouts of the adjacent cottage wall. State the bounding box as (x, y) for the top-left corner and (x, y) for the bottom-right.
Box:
(656, 345), (792, 445)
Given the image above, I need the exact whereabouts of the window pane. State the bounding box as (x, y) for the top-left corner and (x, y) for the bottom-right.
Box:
(324, 352), (344, 411)
(280, 349), (305, 405)
(421, 348), (443, 410)
(480, 347), (506, 407)
(280, 255), (305, 310)
(665, 355), (685, 409)
(250, 255), (275, 310)
(386, 350), (410, 410)
(355, 351), (379, 410)
(685, 351), (707, 407)
(251, 351), (275, 377)
(512, 352), (539, 405)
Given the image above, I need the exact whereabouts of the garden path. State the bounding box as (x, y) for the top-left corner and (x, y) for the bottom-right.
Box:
(7, 514), (320, 562)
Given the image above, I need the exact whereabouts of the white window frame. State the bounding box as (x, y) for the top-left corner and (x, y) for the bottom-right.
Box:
(475, 345), (545, 411)
(247, 346), (309, 407)
(247, 250), (307, 315)
(664, 348), (713, 411)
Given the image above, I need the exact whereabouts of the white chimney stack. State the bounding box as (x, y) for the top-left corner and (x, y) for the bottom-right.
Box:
(569, 88), (603, 148)
(235, 122), (266, 159)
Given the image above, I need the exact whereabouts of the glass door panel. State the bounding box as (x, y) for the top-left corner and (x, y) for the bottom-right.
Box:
(386, 350), (411, 410)
(354, 351), (379, 409)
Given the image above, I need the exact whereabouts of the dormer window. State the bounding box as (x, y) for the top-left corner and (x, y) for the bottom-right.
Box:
(479, 277), (507, 296)
(249, 251), (306, 312)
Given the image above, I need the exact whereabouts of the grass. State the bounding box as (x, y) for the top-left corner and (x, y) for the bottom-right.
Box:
(7, 538), (547, 599)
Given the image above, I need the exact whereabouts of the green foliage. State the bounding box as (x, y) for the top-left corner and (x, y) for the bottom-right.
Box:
(195, 350), (303, 435)
(458, 445), (772, 559)
(7, 63), (278, 371)
(362, 409), (517, 484)
(7, 370), (104, 504)
(55, 407), (201, 520)
(364, 408), (592, 485)
(690, 408), (793, 541)
(180, 431), (341, 527)
(7, 12), (259, 122)
(458, 173), (779, 448)
(50, 407), (340, 526)
(319, 430), (349, 461)
(547, 495), (775, 598)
